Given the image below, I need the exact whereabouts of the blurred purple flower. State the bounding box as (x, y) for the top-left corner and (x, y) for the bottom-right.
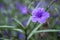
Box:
(56, 20), (60, 25)
(35, 0), (49, 8)
(53, 13), (59, 18)
(0, 3), (4, 8)
(46, 0), (50, 3)
(17, 32), (25, 40)
(0, 3), (9, 16)
(31, 8), (50, 24)
(8, 4), (13, 12)
(8, 17), (13, 25)
(53, 0), (57, 2)
(49, 5), (55, 11)
(34, 1), (39, 7)
(3, 30), (12, 38)
(3, 30), (8, 35)
(15, 2), (28, 14)
(23, 21), (27, 26)
(23, 19), (28, 26)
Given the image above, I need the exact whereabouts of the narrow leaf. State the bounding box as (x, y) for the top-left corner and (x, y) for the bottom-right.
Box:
(35, 29), (60, 33)
(26, 16), (32, 27)
(0, 26), (24, 33)
(27, 24), (42, 40)
(13, 29), (25, 33)
(13, 18), (25, 29)
(0, 26), (15, 28)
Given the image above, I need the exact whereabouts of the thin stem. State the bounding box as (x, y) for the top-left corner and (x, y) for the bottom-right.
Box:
(25, 28), (27, 40)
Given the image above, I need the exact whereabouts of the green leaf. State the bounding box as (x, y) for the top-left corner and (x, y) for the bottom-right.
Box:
(13, 29), (25, 33)
(26, 16), (32, 27)
(13, 18), (25, 29)
(35, 29), (60, 33)
(27, 24), (42, 40)
(0, 26), (24, 33)
(0, 26), (15, 28)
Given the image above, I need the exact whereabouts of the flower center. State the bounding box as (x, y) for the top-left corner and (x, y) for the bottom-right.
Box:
(36, 12), (42, 18)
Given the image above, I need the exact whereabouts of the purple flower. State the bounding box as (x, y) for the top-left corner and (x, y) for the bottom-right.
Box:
(17, 32), (25, 40)
(23, 19), (28, 26)
(8, 17), (13, 25)
(0, 3), (5, 10)
(15, 2), (28, 14)
(53, 13), (59, 18)
(3, 30), (8, 35)
(53, 0), (57, 2)
(56, 20), (60, 25)
(31, 8), (50, 24)
(3, 30), (12, 38)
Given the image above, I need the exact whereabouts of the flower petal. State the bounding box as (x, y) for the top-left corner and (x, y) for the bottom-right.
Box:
(31, 16), (37, 22)
(43, 12), (50, 19)
(38, 18), (46, 24)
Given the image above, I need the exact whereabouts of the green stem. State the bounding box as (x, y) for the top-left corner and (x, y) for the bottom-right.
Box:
(25, 28), (27, 40)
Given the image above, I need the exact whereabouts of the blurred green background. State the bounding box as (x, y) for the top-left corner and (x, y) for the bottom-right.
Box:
(0, 0), (60, 40)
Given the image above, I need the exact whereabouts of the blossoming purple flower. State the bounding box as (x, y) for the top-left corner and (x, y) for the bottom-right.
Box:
(31, 8), (50, 24)
(15, 2), (28, 14)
